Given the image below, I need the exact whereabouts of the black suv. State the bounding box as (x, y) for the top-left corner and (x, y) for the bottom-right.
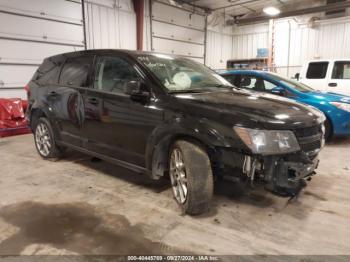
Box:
(26, 50), (325, 215)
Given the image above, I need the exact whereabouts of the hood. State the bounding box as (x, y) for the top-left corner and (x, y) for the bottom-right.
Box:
(307, 91), (350, 103)
(174, 89), (325, 129)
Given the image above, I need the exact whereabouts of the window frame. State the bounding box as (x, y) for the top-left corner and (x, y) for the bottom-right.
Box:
(92, 55), (141, 95)
(86, 53), (157, 99)
(306, 62), (329, 79)
(331, 61), (350, 80)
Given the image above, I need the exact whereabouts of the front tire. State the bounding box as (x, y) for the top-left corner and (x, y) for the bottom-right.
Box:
(34, 117), (64, 159)
(169, 140), (214, 215)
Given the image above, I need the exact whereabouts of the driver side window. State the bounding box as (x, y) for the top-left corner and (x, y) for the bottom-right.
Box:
(94, 56), (138, 94)
(263, 80), (278, 91)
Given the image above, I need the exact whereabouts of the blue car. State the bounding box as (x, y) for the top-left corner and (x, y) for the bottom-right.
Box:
(220, 70), (350, 140)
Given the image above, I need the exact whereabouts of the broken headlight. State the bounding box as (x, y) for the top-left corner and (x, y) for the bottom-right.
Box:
(234, 127), (300, 155)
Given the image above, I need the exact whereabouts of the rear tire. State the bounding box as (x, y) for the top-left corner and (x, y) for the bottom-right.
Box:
(33, 117), (64, 160)
(169, 140), (214, 215)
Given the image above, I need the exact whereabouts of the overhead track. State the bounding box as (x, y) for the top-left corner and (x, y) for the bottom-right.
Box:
(233, 0), (350, 24)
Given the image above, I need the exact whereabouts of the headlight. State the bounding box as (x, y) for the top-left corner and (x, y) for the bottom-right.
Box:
(234, 127), (300, 155)
(330, 102), (350, 113)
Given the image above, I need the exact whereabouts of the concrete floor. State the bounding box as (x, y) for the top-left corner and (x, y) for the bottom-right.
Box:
(0, 134), (350, 256)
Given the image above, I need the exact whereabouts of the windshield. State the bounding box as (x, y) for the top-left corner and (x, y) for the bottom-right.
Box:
(136, 54), (233, 93)
(267, 73), (314, 93)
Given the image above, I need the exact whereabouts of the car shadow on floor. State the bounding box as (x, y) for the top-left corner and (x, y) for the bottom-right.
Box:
(61, 149), (327, 219)
(328, 136), (350, 146)
(63, 151), (284, 213)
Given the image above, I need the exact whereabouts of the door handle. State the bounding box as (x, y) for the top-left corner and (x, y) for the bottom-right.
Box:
(47, 91), (58, 98)
(329, 83), (337, 87)
(88, 97), (99, 105)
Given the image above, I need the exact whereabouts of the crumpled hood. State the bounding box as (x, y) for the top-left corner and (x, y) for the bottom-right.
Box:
(174, 90), (325, 129)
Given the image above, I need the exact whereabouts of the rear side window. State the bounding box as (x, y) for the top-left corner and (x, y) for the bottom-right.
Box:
(59, 56), (94, 87)
(33, 58), (62, 85)
(332, 61), (350, 79)
(306, 62), (329, 79)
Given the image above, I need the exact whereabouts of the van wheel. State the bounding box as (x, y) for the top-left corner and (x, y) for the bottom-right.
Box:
(169, 140), (213, 215)
(34, 117), (64, 159)
(325, 118), (332, 142)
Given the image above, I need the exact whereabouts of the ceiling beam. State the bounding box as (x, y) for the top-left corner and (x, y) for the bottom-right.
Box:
(233, 0), (350, 24)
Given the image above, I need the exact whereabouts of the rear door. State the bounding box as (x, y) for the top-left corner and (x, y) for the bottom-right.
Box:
(84, 54), (163, 167)
(300, 61), (329, 91)
(328, 61), (350, 96)
(52, 54), (94, 147)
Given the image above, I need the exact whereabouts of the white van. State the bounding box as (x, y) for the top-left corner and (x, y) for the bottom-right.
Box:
(299, 59), (350, 97)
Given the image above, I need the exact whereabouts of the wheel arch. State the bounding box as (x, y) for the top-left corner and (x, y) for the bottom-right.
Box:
(324, 113), (334, 140)
(29, 108), (48, 130)
(29, 106), (62, 141)
(147, 132), (219, 180)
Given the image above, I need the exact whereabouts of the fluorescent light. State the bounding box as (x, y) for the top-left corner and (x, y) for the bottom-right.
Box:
(263, 7), (281, 16)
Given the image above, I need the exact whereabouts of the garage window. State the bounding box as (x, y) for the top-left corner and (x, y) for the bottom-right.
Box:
(306, 62), (329, 79)
(332, 61), (350, 79)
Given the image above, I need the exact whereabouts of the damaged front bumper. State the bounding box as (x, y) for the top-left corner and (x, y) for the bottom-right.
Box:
(257, 153), (319, 196)
(217, 124), (325, 197)
(218, 148), (321, 197)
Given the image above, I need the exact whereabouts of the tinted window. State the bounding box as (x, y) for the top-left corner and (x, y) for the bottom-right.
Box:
(59, 56), (93, 87)
(239, 75), (266, 92)
(94, 56), (138, 94)
(223, 74), (240, 87)
(306, 62), (329, 79)
(33, 58), (62, 85)
(332, 61), (350, 79)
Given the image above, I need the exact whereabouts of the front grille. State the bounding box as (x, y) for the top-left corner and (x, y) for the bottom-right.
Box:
(294, 125), (321, 137)
(294, 125), (323, 154)
(300, 139), (322, 152)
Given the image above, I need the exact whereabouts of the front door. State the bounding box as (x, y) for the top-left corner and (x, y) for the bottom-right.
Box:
(328, 61), (350, 96)
(84, 54), (163, 167)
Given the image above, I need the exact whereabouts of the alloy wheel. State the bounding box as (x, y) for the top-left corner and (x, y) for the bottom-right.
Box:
(169, 148), (188, 204)
(35, 123), (52, 157)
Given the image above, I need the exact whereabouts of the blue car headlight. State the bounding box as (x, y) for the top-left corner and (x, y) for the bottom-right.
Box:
(330, 102), (350, 113)
(234, 127), (300, 155)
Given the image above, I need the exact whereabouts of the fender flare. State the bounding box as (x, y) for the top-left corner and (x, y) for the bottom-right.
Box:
(145, 117), (237, 178)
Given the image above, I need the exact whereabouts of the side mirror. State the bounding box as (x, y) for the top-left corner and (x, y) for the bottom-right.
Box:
(125, 81), (150, 103)
(294, 73), (300, 81)
(271, 86), (285, 96)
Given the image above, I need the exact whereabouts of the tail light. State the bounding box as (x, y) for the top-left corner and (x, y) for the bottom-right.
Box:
(24, 84), (30, 99)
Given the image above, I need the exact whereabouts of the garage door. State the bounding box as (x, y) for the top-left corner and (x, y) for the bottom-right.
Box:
(0, 0), (85, 99)
(150, 0), (206, 64)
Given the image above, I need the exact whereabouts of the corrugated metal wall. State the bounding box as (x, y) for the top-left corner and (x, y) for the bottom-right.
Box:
(232, 23), (269, 60)
(205, 19), (269, 69)
(84, 0), (136, 50)
(206, 30), (233, 69)
(275, 16), (350, 77)
(206, 14), (350, 75)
